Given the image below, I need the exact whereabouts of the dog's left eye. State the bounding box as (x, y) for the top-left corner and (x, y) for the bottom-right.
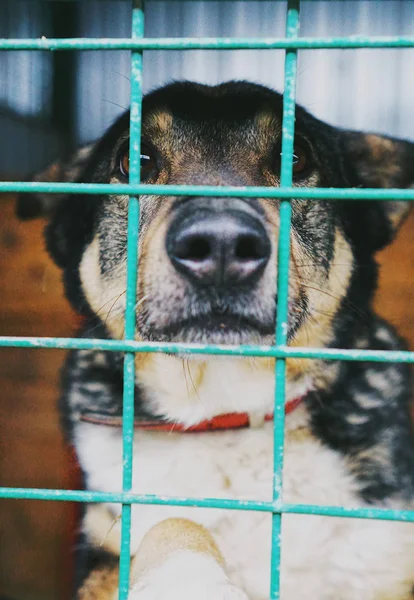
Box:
(292, 145), (308, 175)
(119, 145), (157, 181)
(277, 139), (311, 179)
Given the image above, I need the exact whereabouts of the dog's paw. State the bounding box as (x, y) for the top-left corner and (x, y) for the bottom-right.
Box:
(129, 573), (249, 600)
(130, 550), (250, 600)
(129, 518), (250, 600)
(130, 586), (249, 600)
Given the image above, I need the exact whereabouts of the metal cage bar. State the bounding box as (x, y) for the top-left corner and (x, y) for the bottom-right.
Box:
(2, 485), (414, 523)
(1, 337), (414, 363)
(2, 36), (414, 51)
(270, 1), (300, 596)
(3, 181), (414, 201)
(1, 1), (414, 599)
(0, 336), (414, 363)
(118, 2), (145, 597)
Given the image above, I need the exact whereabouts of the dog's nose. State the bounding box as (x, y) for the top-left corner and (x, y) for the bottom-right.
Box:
(167, 210), (271, 287)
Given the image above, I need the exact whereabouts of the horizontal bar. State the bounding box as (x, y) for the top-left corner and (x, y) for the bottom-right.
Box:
(1, 487), (414, 523)
(0, 487), (273, 511)
(1, 36), (414, 51)
(0, 336), (414, 363)
(282, 503), (414, 522)
(3, 181), (414, 201)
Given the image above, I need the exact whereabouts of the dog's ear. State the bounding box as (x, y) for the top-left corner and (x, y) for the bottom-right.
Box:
(16, 143), (95, 220)
(341, 132), (414, 251)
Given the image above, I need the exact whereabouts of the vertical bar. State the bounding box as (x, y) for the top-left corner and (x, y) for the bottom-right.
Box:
(270, 1), (300, 598)
(119, 1), (144, 599)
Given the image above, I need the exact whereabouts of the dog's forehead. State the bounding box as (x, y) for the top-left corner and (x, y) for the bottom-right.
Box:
(143, 109), (280, 153)
(141, 82), (285, 150)
(143, 81), (284, 121)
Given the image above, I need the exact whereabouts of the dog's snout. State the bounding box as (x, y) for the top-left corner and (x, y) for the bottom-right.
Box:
(167, 208), (271, 287)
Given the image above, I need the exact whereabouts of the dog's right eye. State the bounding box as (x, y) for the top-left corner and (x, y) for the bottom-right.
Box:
(118, 145), (157, 181)
(120, 152), (130, 177)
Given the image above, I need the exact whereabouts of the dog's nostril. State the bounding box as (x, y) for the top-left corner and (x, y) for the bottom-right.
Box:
(175, 237), (211, 262)
(235, 235), (265, 261)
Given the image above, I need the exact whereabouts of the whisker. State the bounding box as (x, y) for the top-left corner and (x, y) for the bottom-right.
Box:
(104, 291), (127, 328)
(111, 69), (131, 84)
(300, 282), (369, 322)
(99, 512), (122, 548)
(187, 361), (201, 401)
(95, 291), (126, 318)
(135, 294), (149, 310)
(102, 99), (129, 111)
(182, 359), (191, 401)
(289, 269), (370, 324)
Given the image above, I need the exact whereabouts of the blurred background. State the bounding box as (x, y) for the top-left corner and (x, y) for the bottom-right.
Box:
(2, 0), (414, 175)
(0, 1), (414, 599)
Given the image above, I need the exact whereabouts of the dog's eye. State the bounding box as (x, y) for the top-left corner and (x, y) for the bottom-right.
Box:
(276, 139), (311, 179)
(119, 145), (157, 181)
(292, 145), (308, 175)
(120, 152), (130, 177)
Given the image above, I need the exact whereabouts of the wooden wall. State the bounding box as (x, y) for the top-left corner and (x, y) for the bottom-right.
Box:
(0, 195), (78, 600)
(0, 193), (413, 600)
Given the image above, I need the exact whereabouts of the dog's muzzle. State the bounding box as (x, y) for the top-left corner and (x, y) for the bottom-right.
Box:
(166, 197), (271, 289)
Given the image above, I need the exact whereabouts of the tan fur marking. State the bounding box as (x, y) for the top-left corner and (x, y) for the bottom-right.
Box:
(147, 109), (173, 134)
(255, 109), (281, 132)
(364, 134), (402, 188)
(378, 590), (414, 600)
(184, 360), (207, 392)
(131, 518), (225, 584)
(80, 239), (123, 333)
(287, 227), (354, 379)
(80, 516), (226, 599)
(365, 134), (396, 161)
(77, 563), (119, 600)
(84, 504), (122, 555)
(286, 422), (315, 444)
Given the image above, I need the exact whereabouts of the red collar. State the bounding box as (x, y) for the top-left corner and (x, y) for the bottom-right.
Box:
(80, 396), (303, 432)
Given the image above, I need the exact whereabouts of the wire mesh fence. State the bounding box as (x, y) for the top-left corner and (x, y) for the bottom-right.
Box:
(1, 1), (414, 598)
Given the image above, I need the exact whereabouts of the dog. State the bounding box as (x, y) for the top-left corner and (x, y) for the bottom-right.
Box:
(17, 81), (414, 600)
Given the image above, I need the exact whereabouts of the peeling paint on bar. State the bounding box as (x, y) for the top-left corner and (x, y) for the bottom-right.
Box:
(118, 2), (145, 598)
(1, 36), (414, 51)
(3, 181), (414, 201)
(1, 486), (414, 523)
(0, 336), (414, 363)
(0, 487), (276, 510)
(281, 504), (414, 522)
(271, 2), (300, 596)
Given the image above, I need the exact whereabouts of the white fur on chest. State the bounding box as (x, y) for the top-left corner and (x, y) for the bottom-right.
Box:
(76, 361), (414, 600)
(138, 356), (313, 427)
(77, 413), (414, 600)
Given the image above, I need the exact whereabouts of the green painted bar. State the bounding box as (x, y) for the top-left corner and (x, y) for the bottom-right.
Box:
(1, 36), (414, 50)
(281, 503), (414, 522)
(1, 336), (414, 363)
(0, 487), (274, 510)
(271, 1), (300, 597)
(3, 181), (414, 201)
(119, 346), (134, 599)
(118, 2), (145, 598)
(1, 485), (414, 524)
